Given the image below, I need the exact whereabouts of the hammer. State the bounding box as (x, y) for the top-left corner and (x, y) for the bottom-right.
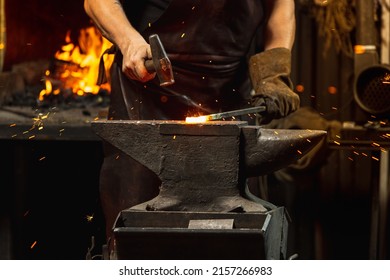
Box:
(144, 34), (175, 87)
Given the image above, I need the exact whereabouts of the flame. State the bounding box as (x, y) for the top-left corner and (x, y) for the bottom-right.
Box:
(185, 115), (210, 123)
(39, 26), (113, 101)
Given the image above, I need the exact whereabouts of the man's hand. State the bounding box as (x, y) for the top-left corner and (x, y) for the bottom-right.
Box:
(121, 36), (156, 83)
(249, 47), (300, 124)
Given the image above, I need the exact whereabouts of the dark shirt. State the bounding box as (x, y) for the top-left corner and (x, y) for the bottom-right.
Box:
(112, 0), (265, 119)
(122, 0), (171, 32)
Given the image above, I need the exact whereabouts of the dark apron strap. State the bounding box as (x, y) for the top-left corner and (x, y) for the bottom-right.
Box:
(97, 44), (117, 85)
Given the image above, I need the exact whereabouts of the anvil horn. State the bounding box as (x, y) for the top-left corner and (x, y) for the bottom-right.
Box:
(241, 126), (327, 177)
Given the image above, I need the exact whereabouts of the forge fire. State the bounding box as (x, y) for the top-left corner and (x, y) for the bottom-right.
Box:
(39, 26), (113, 102)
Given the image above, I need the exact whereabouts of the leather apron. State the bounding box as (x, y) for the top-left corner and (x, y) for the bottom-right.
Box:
(100, 0), (265, 239)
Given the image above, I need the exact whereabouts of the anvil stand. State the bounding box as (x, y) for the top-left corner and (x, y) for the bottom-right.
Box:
(92, 120), (326, 260)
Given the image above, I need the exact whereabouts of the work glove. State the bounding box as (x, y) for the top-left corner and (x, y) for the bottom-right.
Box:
(249, 48), (300, 124)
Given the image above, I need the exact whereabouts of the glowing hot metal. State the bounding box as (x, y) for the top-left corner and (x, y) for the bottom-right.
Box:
(185, 106), (266, 123)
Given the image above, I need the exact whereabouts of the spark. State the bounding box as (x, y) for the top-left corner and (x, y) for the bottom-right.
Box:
(9, 123), (16, 127)
(348, 157), (354, 161)
(11, 134), (17, 138)
(173, 135), (176, 140)
(31, 112), (50, 131)
(353, 151), (359, 155)
(297, 150), (302, 155)
(115, 155), (120, 160)
(306, 139), (311, 143)
(333, 141), (341, 145)
(372, 156), (379, 161)
(372, 142), (380, 147)
(94, 117), (99, 121)
(181, 33), (186, 38)
(39, 156), (46, 161)
(28, 135), (35, 140)
(30, 241), (37, 249)
(86, 214), (94, 222)
(59, 129), (65, 133)
(361, 152), (368, 157)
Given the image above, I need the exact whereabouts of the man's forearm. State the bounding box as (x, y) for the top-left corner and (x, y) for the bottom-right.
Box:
(84, 0), (142, 52)
(263, 0), (295, 50)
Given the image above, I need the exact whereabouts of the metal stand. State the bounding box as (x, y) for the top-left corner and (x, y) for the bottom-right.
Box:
(110, 207), (289, 260)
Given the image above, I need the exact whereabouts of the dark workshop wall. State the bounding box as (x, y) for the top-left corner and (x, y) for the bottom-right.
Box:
(285, 2), (382, 259)
(3, 0), (91, 71)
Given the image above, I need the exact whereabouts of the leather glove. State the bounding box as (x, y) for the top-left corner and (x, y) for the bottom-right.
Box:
(249, 47), (300, 124)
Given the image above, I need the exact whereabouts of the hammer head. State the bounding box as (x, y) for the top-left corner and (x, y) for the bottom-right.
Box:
(144, 34), (175, 87)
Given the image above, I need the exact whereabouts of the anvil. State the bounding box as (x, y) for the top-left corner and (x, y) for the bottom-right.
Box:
(92, 120), (326, 213)
(92, 120), (326, 259)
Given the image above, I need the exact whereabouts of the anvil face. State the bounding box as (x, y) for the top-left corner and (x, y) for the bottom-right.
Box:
(92, 120), (326, 212)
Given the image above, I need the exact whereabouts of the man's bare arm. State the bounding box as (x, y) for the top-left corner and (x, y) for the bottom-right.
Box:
(263, 0), (296, 50)
(84, 0), (155, 82)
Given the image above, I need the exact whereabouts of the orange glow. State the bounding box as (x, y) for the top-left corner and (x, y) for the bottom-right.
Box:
(328, 86), (338, 94)
(354, 45), (366, 54)
(354, 45), (376, 54)
(185, 116), (210, 123)
(295, 84), (305, 93)
(40, 26), (113, 100)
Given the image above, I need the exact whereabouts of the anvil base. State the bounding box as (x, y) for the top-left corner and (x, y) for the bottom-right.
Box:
(110, 207), (289, 260)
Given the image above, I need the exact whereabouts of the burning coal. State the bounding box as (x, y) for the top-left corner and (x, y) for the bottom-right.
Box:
(39, 26), (113, 102)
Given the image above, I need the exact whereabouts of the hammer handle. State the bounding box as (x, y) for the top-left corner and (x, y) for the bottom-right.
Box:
(144, 59), (155, 73)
